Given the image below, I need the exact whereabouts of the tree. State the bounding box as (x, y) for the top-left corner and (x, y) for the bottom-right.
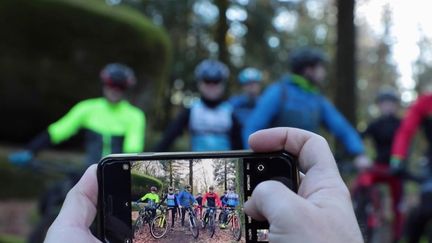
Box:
(335, 0), (356, 124)
(213, 158), (236, 190)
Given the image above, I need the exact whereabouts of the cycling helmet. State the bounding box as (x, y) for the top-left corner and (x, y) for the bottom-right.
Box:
(168, 186), (174, 191)
(195, 59), (230, 82)
(238, 67), (263, 84)
(100, 63), (136, 89)
(150, 186), (157, 192)
(288, 48), (327, 75)
(209, 186), (214, 190)
(375, 88), (400, 103)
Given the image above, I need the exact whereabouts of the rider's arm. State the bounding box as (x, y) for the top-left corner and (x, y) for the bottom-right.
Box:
(392, 95), (429, 160)
(320, 97), (364, 155)
(230, 114), (243, 150)
(47, 100), (92, 145)
(215, 193), (222, 207)
(242, 83), (283, 148)
(155, 194), (160, 204)
(123, 108), (146, 153)
(153, 108), (190, 152)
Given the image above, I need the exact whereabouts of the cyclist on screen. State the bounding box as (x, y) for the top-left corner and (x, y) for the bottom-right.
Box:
(202, 186), (222, 226)
(353, 89), (402, 240)
(160, 186), (180, 227)
(9, 63), (146, 166)
(154, 59), (242, 152)
(229, 67), (263, 130)
(242, 47), (368, 164)
(138, 186), (160, 219)
(178, 185), (197, 227)
(195, 192), (203, 219)
(220, 186), (239, 229)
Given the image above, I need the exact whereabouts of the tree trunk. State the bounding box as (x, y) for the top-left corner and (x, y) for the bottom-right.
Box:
(189, 159), (193, 194)
(224, 160), (227, 191)
(335, 0), (356, 124)
(169, 160), (173, 186)
(215, 0), (229, 64)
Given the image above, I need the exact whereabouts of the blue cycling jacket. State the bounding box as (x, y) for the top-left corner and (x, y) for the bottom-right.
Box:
(178, 190), (196, 207)
(229, 94), (257, 128)
(243, 74), (364, 155)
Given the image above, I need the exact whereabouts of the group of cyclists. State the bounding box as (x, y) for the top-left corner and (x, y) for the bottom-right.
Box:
(137, 184), (239, 229)
(8, 45), (432, 242)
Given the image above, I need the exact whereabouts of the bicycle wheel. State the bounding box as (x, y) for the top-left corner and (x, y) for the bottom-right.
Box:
(150, 215), (168, 239)
(231, 213), (242, 241)
(189, 213), (199, 239)
(208, 213), (216, 238)
(133, 215), (144, 237)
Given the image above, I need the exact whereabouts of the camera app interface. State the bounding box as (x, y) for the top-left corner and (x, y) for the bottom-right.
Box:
(130, 158), (247, 243)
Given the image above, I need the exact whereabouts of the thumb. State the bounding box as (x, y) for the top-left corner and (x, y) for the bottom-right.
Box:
(244, 180), (311, 227)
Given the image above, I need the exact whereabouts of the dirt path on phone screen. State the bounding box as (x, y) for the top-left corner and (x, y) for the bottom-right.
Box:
(132, 211), (245, 243)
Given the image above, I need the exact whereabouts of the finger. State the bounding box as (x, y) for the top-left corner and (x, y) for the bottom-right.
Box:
(52, 164), (98, 228)
(244, 181), (308, 225)
(248, 127), (338, 173)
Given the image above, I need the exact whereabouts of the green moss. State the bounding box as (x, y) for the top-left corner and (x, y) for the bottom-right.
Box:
(131, 171), (163, 200)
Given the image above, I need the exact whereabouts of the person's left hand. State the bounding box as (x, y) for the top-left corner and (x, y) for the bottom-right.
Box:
(45, 164), (101, 243)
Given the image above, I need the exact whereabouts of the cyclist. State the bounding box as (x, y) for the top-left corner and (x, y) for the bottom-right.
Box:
(8, 63), (145, 243)
(352, 89), (402, 240)
(138, 186), (160, 219)
(178, 185), (197, 227)
(195, 192), (203, 219)
(202, 186), (222, 227)
(390, 91), (432, 242)
(160, 186), (180, 227)
(154, 59), (242, 152)
(9, 63), (146, 166)
(229, 67), (263, 129)
(220, 186), (239, 229)
(242, 47), (367, 163)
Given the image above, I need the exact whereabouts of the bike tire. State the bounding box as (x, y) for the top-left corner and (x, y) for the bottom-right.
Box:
(208, 213), (216, 238)
(133, 215), (144, 238)
(189, 214), (199, 239)
(231, 213), (242, 241)
(150, 215), (168, 239)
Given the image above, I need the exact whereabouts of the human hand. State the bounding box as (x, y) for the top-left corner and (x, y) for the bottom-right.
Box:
(9, 150), (33, 166)
(244, 128), (363, 243)
(45, 164), (101, 243)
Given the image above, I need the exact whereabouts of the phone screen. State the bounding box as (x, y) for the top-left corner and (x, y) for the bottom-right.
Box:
(131, 158), (247, 243)
(98, 152), (297, 243)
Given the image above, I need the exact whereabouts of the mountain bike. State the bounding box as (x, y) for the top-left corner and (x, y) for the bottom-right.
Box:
(133, 202), (158, 238)
(150, 206), (169, 239)
(202, 206), (217, 238)
(184, 205), (199, 239)
(224, 207), (242, 241)
(8, 158), (83, 243)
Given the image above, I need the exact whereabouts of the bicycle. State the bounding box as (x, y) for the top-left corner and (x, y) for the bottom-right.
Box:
(150, 206), (169, 239)
(133, 202), (158, 238)
(7, 158), (83, 243)
(202, 206), (217, 238)
(223, 207), (242, 241)
(183, 205), (199, 239)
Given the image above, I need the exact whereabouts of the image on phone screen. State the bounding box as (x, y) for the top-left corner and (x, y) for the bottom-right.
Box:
(130, 158), (248, 243)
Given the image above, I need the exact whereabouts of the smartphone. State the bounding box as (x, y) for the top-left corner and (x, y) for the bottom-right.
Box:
(96, 150), (299, 243)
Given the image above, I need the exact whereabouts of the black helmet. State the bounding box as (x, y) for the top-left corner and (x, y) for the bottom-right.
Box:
(100, 63), (136, 89)
(375, 88), (400, 103)
(288, 48), (327, 75)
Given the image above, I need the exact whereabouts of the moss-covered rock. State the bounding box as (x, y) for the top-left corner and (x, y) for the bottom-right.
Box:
(0, 0), (171, 143)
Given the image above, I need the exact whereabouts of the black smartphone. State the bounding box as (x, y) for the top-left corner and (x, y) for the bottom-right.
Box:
(96, 150), (299, 243)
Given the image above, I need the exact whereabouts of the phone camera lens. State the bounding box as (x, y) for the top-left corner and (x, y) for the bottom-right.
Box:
(122, 163), (129, 171)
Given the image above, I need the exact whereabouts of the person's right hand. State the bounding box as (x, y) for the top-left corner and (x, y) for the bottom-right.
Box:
(244, 128), (363, 243)
(9, 150), (33, 166)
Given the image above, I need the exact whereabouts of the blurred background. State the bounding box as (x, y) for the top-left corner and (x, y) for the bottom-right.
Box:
(1, 0), (432, 242)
